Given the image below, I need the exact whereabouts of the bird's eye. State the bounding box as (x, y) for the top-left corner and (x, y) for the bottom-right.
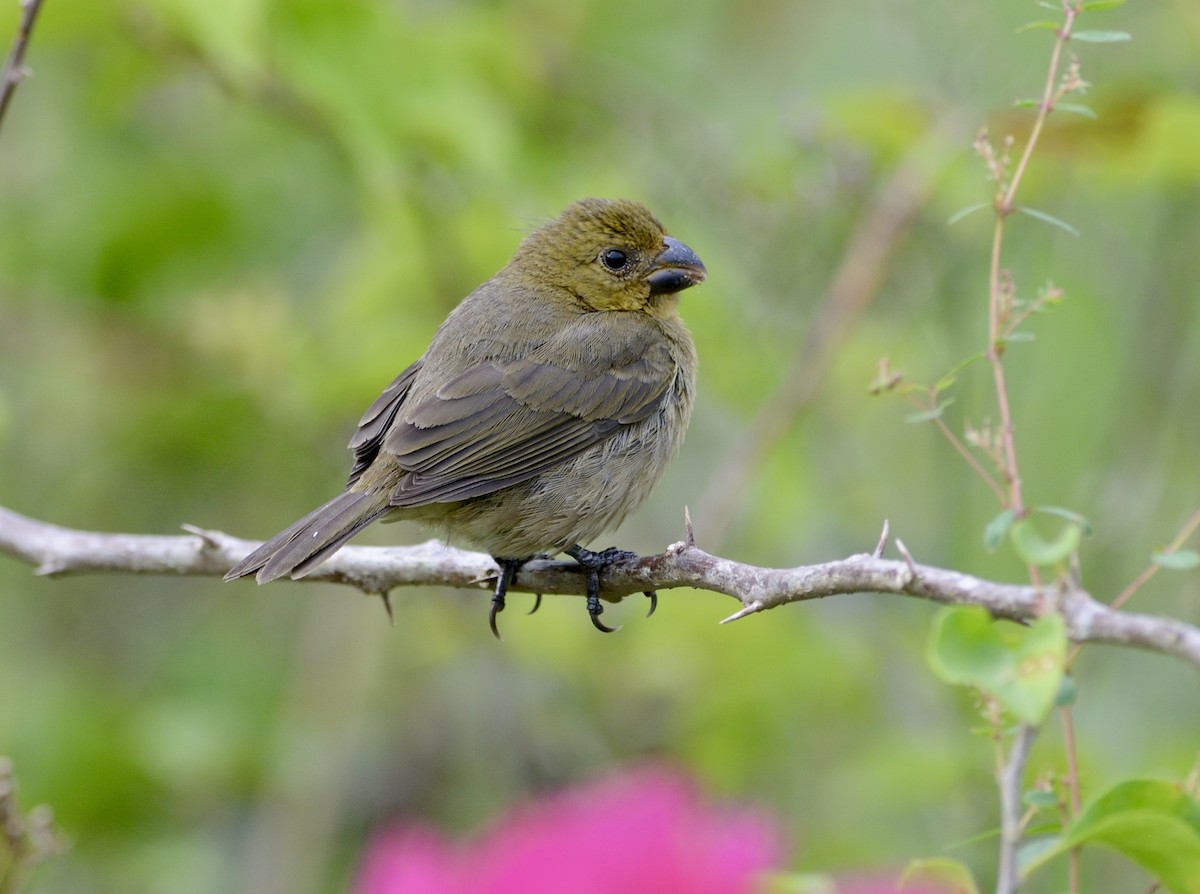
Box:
(600, 248), (629, 272)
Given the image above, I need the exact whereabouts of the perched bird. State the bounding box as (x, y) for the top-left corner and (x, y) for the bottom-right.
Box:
(225, 198), (705, 634)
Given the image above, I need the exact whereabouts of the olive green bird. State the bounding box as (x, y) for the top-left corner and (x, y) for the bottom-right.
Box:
(225, 198), (705, 635)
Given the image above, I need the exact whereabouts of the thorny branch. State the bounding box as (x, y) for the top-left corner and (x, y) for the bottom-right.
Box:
(2, 506), (1198, 667)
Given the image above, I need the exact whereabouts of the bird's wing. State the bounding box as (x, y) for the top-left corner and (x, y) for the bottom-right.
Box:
(379, 317), (677, 506)
(346, 360), (423, 488)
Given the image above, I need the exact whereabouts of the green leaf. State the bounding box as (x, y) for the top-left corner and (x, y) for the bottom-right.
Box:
(984, 509), (1018, 552)
(948, 202), (990, 225)
(1056, 102), (1098, 119)
(1071, 29), (1132, 42)
(1017, 19), (1061, 33)
(927, 607), (1067, 724)
(1035, 0), (1060, 9)
(1081, 0), (1126, 9)
(999, 331), (1037, 343)
(1020, 779), (1200, 893)
(1017, 835), (1064, 878)
(1034, 505), (1094, 536)
(756, 872), (837, 894)
(906, 398), (955, 424)
(1017, 206), (1081, 237)
(1010, 518), (1082, 566)
(1153, 549), (1200, 571)
(1055, 674), (1077, 707)
(1023, 789), (1060, 809)
(901, 857), (981, 894)
(1012, 98), (1043, 109)
(933, 352), (985, 393)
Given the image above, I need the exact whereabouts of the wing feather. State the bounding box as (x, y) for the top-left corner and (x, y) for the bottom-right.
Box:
(377, 314), (678, 507)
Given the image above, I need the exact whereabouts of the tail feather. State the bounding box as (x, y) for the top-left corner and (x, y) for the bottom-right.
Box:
(224, 491), (392, 584)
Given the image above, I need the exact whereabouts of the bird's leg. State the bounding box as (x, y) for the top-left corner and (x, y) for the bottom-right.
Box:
(565, 544), (641, 633)
(489, 557), (525, 640)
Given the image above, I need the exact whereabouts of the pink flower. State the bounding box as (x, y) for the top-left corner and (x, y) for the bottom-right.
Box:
(355, 767), (780, 894)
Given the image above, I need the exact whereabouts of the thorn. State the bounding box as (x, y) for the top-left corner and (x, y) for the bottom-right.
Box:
(644, 590), (658, 618)
(720, 600), (765, 624)
(895, 538), (919, 578)
(527, 593), (543, 615)
(873, 519), (890, 559)
(181, 523), (219, 548)
(379, 591), (394, 625)
(683, 505), (696, 548)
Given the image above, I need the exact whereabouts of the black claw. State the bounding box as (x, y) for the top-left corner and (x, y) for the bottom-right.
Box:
(489, 601), (503, 640)
(644, 590), (658, 618)
(527, 593), (543, 615)
(589, 598), (619, 633)
(566, 544), (635, 634)
(489, 557), (525, 640)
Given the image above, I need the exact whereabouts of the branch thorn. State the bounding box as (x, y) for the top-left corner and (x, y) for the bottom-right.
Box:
(873, 518), (891, 559)
(180, 523), (219, 549)
(720, 600), (765, 625)
(895, 538), (919, 578)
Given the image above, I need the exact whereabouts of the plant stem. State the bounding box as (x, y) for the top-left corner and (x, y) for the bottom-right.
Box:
(0, 0), (45, 131)
(996, 724), (1038, 894)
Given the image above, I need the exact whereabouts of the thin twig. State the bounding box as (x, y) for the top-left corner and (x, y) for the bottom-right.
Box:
(996, 724), (1038, 894)
(0, 0), (45, 132)
(1060, 705), (1083, 893)
(1111, 504), (1200, 612)
(985, 0), (1081, 519)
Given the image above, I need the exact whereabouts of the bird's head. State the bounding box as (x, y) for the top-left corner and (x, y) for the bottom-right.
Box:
(510, 198), (706, 316)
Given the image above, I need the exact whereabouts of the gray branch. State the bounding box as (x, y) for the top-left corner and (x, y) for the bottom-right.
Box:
(1, 505), (1198, 667)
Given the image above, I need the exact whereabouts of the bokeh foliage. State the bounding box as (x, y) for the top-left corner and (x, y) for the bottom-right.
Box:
(1, 1), (1198, 892)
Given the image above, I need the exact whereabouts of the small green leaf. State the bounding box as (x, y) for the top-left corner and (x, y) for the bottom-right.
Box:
(1023, 789), (1060, 809)
(933, 352), (985, 393)
(1017, 206), (1081, 237)
(906, 398), (955, 424)
(1082, 0), (1126, 9)
(984, 509), (1018, 552)
(1017, 19), (1061, 32)
(948, 202), (990, 225)
(1012, 98), (1043, 109)
(1020, 779), (1200, 893)
(1057, 102), (1098, 119)
(1035, 0), (1060, 9)
(1153, 550), (1200, 571)
(999, 331), (1037, 344)
(1010, 518), (1082, 567)
(1055, 674), (1077, 707)
(1071, 29), (1132, 42)
(901, 858), (981, 894)
(927, 607), (1067, 724)
(1035, 505), (1094, 536)
(755, 872), (837, 894)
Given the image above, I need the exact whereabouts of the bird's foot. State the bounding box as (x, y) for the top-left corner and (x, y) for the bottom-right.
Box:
(564, 544), (643, 633)
(489, 557), (526, 640)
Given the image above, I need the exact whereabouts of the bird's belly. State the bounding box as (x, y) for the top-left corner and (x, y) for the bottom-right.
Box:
(426, 412), (684, 559)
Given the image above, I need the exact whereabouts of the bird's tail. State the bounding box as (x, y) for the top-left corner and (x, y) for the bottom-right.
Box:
(224, 490), (393, 584)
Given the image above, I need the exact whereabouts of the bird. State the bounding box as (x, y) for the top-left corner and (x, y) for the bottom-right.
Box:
(225, 198), (705, 635)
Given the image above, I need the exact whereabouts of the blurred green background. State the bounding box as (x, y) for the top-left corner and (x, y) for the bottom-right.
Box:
(1, 0), (1198, 891)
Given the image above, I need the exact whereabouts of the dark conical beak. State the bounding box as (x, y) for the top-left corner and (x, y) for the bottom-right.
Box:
(644, 236), (706, 296)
